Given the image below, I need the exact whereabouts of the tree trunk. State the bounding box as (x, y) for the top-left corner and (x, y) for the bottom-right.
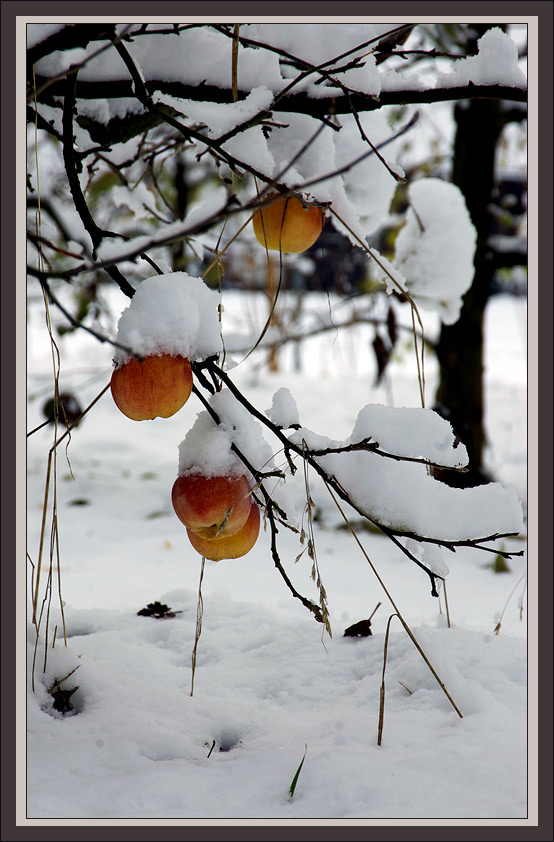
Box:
(433, 26), (505, 488)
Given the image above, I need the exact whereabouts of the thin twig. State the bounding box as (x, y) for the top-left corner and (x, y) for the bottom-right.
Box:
(232, 24), (240, 103)
(38, 277), (138, 358)
(307, 438), (467, 473)
(62, 70), (136, 296)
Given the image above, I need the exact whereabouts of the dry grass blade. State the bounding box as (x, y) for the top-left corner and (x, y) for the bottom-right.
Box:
(494, 572), (527, 635)
(190, 556), (206, 696)
(301, 442), (332, 637)
(378, 613), (398, 746)
(31, 78), (71, 684)
(235, 182), (287, 367)
(443, 578), (451, 628)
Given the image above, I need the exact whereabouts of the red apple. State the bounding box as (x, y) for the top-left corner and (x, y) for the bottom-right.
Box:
(110, 353), (192, 421)
(252, 193), (324, 254)
(186, 502), (260, 561)
(172, 472), (252, 539)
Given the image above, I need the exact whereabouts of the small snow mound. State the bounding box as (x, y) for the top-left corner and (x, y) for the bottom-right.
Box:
(436, 27), (527, 90)
(177, 389), (275, 481)
(266, 387), (300, 428)
(351, 403), (468, 468)
(113, 272), (222, 366)
(394, 179), (477, 324)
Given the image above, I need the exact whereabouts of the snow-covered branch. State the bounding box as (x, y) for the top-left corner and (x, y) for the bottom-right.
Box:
(32, 73), (526, 117)
(190, 356), (523, 599)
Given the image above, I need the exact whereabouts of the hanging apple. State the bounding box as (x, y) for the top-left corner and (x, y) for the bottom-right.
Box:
(186, 501), (261, 561)
(252, 193), (324, 254)
(110, 353), (193, 421)
(172, 472), (252, 539)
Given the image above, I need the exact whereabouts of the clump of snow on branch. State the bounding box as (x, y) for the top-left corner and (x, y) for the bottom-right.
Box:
(367, 247), (411, 296)
(435, 27), (527, 89)
(262, 112), (337, 200)
(222, 127), (277, 179)
(33, 24), (526, 107)
(241, 23), (388, 97)
(289, 406), (523, 541)
(211, 390), (276, 474)
(178, 390), (275, 482)
(113, 273), (222, 366)
(27, 23), (67, 48)
(393, 178), (477, 324)
(265, 387), (300, 429)
(177, 411), (242, 480)
(334, 112), (403, 237)
(58, 25), (285, 91)
(154, 87), (275, 139)
(405, 538), (450, 581)
(328, 450), (522, 541)
(351, 403), (468, 467)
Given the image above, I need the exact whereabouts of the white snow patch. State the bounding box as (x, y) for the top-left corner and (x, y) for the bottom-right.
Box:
(334, 111), (403, 238)
(351, 403), (468, 467)
(288, 404), (522, 540)
(177, 389), (275, 482)
(154, 87), (274, 139)
(436, 27), (527, 90)
(113, 272), (222, 366)
(394, 179), (477, 324)
(266, 387), (300, 429)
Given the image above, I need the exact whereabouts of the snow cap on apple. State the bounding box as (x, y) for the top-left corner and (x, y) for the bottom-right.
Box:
(113, 272), (223, 367)
(176, 389), (274, 480)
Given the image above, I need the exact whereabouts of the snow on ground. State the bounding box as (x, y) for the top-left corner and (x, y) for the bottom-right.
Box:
(26, 288), (528, 821)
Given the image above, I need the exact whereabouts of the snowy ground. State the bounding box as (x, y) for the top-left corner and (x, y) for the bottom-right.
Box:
(25, 288), (528, 822)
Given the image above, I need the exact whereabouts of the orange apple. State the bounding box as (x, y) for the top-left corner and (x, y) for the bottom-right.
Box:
(110, 353), (193, 421)
(252, 193), (324, 254)
(186, 502), (260, 561)
(171, 472), (252, 539)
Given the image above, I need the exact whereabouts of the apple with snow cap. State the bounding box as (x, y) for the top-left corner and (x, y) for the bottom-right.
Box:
(252, 193), (324, 254)
(173, 389), (271, 560)
(110, 272), (223, 421)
